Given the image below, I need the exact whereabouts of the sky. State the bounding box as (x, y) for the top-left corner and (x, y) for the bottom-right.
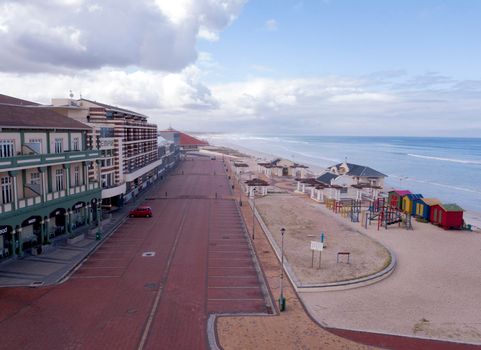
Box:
(0, 0), (480, 136)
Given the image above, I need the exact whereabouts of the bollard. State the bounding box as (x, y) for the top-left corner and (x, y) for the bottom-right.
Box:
(279, 296), (286, 311)
(96, 231), (101, 240)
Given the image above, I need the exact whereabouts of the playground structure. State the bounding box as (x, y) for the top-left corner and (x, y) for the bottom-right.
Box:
(325, 197), (413, 230)
(362, 199), (413, 230)
(325, 199), (363, 224)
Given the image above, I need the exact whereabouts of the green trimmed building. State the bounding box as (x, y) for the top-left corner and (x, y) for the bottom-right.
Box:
(0, 95), (101, 259)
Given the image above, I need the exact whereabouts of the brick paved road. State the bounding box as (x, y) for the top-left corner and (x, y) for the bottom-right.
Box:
(0, 156), (269, 350)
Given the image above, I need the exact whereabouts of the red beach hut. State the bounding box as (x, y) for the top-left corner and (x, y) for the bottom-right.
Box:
(388, 190), (411, 210)
(429, 203), (464, 230)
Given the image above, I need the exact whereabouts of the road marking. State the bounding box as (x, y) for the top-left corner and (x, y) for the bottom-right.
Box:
(208, 266), (252, 269)
(208, 275), (256, 278)
(208, 286), (259, 289)
(208, 298), (264, 301)
(209, 250), (248, 253)
(70, 275), (121, 279)
(80, 266), (125, 269)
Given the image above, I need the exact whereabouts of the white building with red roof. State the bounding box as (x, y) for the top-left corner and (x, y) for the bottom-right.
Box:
(158, 127), (208, 152)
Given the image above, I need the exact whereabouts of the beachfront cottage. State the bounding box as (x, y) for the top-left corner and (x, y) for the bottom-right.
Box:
(323, 161), (387, 188)
(311, 185), (327, 202)
(257, 158), (309, 178)
(413, 198), (441, 220)
(352, 184), (383, 201)
(317, 162), (386, 200)
(245, 178), (269, 197)
(402, 194), (423, 214)
(233, 162), (249, 176)
(388, 190), (411, 210)
(429, 203), (464, 230)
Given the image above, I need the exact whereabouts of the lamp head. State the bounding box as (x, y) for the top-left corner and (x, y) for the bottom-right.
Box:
(281, 227), (285, 235)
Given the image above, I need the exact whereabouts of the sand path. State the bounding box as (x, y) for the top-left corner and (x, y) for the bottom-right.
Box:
(301, 213), (481, 344)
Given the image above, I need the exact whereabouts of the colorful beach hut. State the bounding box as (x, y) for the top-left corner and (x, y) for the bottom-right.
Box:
(430, 203), (464, 230)
(402, 194), (423, 214)
(388, 190), (411, 210)
(413, 198), (441, 220)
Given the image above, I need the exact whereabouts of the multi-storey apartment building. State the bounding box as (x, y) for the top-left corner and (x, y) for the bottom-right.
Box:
(0, 95), (101, 258)
(51, 98), (161, 207)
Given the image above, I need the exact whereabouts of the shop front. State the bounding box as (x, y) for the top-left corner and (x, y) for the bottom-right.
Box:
(71, 202), (87, 230)
(20, 216), (42, 253)
(0, 225), (13, 259)
(49, 208), (66, 238)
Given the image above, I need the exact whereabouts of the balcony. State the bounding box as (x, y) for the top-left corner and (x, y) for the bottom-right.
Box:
(0, 150), (101, 171)
(0, 182), (100, 215)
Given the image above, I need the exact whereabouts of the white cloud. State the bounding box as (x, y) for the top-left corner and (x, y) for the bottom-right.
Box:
(328, 92), (396, 103)
(264, 19), (278, 31)
(0, 0), (246, 73)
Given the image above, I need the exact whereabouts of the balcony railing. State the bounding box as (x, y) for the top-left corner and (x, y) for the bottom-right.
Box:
(0, 150), (101, 171)
(0, 182), (100, 215)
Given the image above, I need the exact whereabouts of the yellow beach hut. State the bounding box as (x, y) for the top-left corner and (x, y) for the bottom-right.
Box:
(402, 194), (423, 214)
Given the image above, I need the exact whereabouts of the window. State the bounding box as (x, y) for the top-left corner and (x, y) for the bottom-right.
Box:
(100, 127), (114, 138)
(54, 138), (63, 153)
(0, 140), (15, 158)
(30, 172), (40, 185)
(74, 166), (80, 186)
(72, 137), (80, 151)
(28, 139), (42, 153)
(101, 173), (113, 188)
(55, 169), (64, 191)
(1, 176), (13, 204)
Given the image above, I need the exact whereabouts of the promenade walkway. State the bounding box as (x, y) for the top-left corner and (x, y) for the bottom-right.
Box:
(0, 156), (270, 350)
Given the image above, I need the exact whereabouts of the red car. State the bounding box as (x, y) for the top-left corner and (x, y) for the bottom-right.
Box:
(128, 206), (153, 218)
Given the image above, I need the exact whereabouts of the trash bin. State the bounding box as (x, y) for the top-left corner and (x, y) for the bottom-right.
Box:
(279, 296), (286, 311)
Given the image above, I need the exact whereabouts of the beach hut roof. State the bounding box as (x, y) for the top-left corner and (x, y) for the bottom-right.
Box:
(440, 203), (464, 212)
(316, 172), (338, 185)
(331, 162), (387, 178)
(390, 190), (412, 196)
(352, 183), (382, 189)
(233, 163), (249, 167)
(406, 194), (423, 200)
(245, 178), (269, 186)
(420, 198), (441, 206)
(300, 178), (322, 186)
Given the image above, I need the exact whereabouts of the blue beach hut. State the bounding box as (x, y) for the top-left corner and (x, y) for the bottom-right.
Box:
(413, 198), (441, 220)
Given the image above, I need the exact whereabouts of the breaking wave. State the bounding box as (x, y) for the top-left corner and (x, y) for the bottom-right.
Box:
(407, 153), (481, 165)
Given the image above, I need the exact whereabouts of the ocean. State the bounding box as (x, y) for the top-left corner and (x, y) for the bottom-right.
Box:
(204, 134), (481, 213)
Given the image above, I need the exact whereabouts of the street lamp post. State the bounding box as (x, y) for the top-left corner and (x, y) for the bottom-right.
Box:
(279, 227), (286, 311)
(252, 188), (256, 240)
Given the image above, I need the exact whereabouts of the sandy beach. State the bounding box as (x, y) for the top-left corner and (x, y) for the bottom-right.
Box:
(203, 147), (481, 345)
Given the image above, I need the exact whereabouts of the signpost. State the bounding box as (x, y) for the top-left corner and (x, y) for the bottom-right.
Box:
(310, 241), (324, 269)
